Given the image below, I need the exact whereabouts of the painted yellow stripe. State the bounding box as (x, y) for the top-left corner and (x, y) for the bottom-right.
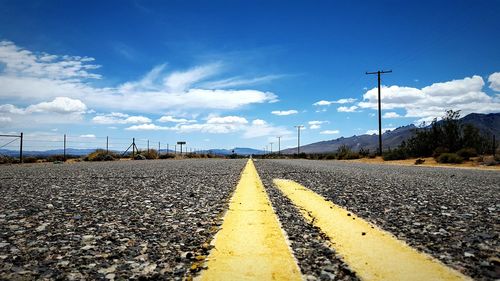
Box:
(273, 179), (471, 281)
(199, 160), (301, 281)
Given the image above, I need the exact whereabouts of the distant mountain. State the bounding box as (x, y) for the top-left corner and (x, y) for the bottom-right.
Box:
(206, 147), (265, 156)
(281, 112), (500, 154)
(459, 113), (500, 138)
(0, 148), (98, 157)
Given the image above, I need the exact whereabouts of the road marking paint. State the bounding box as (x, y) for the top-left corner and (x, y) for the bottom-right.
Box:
(199, 160), (301, 281)
(273, 179), (471, 281)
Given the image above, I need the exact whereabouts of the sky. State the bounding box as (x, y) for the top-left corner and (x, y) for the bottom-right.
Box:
(1, 0), (500, 152)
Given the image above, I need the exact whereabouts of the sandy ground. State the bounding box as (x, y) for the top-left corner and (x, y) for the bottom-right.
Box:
(346, 156), (500, 171)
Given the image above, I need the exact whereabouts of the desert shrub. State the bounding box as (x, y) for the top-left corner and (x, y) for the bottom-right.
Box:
(382, 148), (408, 161)
(134, 154), (147, 160)
(336, 145), (360, 160)
(358, 147), (370, 157)
(456, 148), (477, 160)
(137, 149), (158, 160)
(159, 153), (175, 159)
(414, 158), (425, 165)
(46, 154), (66, 162)
(437, 153), (463, 164)
(84, 150), (117, 161)
(432, 147), (449, 159)
(0, 155), (16, 164)
(325, 154), (336, 160)
(23, 157), (39, 163)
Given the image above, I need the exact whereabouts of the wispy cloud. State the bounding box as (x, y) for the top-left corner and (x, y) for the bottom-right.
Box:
(337, 105), (359, 112)
(0, 41), (279, 123)
(313, 98), (357, 106)
(271, 110), (298, 116)
(202, 74), (284, 89)
(125, 115), (292, 139)
(92, 112), (152, 124)
(308, 120), (328, 129)
(320, 130), (340, 135)
(382, 112), (402, 119)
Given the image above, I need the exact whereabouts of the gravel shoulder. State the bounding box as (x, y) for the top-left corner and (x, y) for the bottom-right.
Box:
(0, 159), (246, 280)
(254, 159), (500, 281)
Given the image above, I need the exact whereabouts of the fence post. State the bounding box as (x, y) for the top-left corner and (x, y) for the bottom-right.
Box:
(63, 134), (66, 161)
(132, 138), (135, 159)
(19, 132), (23, 164)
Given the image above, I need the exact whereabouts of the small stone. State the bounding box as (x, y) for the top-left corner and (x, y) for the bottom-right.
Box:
(46, 204), (54, 209)
(36, 223), (49, 232)
(464, 252), (475, 257)
(105, 273), (115, 280)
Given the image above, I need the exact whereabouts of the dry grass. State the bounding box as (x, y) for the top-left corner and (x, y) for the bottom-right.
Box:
(346, 156), (500, 171)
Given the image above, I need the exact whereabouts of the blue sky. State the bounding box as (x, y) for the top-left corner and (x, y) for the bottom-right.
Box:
(1, 0), (499, 152)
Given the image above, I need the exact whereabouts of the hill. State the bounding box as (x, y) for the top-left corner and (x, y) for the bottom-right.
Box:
(281, 112), (499, 154)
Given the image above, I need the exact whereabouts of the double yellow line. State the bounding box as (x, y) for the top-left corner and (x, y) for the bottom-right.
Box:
(198, 160), (470, 281)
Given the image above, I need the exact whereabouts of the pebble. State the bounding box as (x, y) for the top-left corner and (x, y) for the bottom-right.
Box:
(0, 159), (246, 280)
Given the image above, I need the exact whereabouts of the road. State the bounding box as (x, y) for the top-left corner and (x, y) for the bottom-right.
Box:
(0, 159), (498, 280)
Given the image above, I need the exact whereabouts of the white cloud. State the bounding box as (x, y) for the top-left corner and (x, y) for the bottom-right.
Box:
(123, 115), (292, 139)
(202, 74), (284, 89)
(0, 116), (12, 124)
(313, 98), (357, 106)
(0, 104), (24, 114)
(206, 116), (248, 124)
(163, 63), (220, 92)
(365, 128), (396, 135)
(320, 130), (340, 135)
(488, 72), (500, 92)
(337, 105), (359, 112)
(0, 41), (279, 116)
(382, 112), (401, 118)
(79, 134), (96, 138)
(126, 123), (170, 131)
(308, 120), (328, 129)
(271, 110), (298, 116)
(358, 75), (500, 120)
(157, 115), (196, 123)
(26, 97), (87, 114)
(92, 113), (152, 124)
(0, 41), (101, 80)
(252, 119), (266, 126)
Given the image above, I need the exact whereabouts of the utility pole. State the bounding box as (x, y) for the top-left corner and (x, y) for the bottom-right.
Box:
(158, 141), (161, 155)
(63, 134), (67, 161)
(106, 136), (109, 155)
(294, 125), (304, 155)
(19, 132), (23, 163)
(269, 142), (273, 154)
(277, 136), (281, 156)
(366, 70), (392, 156)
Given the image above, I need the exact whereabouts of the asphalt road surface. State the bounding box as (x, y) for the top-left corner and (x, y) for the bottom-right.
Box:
(0, 159), (498, 280)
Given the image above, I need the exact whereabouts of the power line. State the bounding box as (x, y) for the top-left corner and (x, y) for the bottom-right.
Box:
(366, 70), (392, 156)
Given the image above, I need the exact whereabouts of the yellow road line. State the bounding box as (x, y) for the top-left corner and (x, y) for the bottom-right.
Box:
(199, 160), (302, 281)
(273, 179), (471, 281)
